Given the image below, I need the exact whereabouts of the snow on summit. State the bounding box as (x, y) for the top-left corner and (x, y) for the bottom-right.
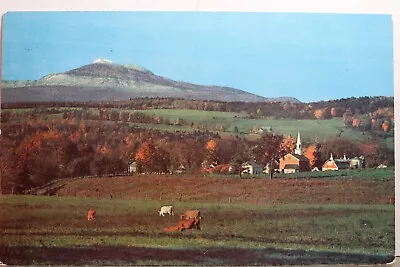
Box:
(93, 58), (113, 64)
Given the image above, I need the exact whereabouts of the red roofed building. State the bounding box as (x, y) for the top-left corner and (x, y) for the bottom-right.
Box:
(322, 154), (363, 171)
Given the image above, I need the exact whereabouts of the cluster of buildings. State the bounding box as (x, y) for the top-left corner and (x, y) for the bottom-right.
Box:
(128, 132), (366, 175)
(240, 132), (364, 175)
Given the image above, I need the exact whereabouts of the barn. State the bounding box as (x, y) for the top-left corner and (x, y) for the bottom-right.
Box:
(322, 154), (350, 171)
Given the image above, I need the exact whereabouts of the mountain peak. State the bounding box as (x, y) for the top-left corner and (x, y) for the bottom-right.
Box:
(2, 61), (301, 103)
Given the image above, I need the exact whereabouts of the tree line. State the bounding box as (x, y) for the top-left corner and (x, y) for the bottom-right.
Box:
(2, 95), (394, 119)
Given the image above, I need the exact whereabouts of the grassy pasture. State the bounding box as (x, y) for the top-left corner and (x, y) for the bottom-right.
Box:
(57, 107), (365, 141)
(0, 195), (394, 265)
(137, 108), (244, 122)
(130, 109), (372, 142)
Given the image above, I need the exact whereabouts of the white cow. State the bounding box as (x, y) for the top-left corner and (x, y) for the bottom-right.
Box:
(159, 205), (174, 216)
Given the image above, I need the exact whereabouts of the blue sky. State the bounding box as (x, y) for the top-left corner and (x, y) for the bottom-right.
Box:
(2, 12), (393, 102)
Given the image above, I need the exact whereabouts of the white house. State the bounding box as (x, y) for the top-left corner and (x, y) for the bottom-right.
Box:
(241, 160), (263, 175)
(128, 162), (138, 173)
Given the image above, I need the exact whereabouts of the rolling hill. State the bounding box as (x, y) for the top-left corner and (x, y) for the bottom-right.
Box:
(2, 61), (300, 103)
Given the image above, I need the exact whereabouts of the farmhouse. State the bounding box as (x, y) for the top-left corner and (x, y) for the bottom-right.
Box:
(128, 161), (138, 173)
(349, 156), (364, 169)
(175, 163), (186, 174)
(241, 160), (263, 175)
(258, 126), (273, 134)
(279, 132), (310, 173)
(264, 159), (279, 174)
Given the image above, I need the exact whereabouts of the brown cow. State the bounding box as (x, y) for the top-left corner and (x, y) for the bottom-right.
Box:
(87, 209), (96, 220)
(164, 218), (201, 232)
(180, 209), (201, 220)
(163, 225), (180, 232)
(178, 217), (201, 231)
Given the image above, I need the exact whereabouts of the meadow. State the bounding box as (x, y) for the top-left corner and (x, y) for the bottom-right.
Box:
(0, 196), (394, 265)
(0, 168), (395, 265)
(136, 108), (363, 140)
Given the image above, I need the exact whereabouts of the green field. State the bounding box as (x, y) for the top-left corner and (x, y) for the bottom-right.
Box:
(0, 194), (394, 265)
(137, 109), (244, 122)
(128, 109), (370, 141)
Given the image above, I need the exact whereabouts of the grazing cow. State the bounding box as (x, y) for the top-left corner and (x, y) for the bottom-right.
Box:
(164, 218), (201, 232)
(178, 217), (201, 231)
(180, 209), (201, 220)
(87, 209), (96, 220)
(159, 205), (174, 216)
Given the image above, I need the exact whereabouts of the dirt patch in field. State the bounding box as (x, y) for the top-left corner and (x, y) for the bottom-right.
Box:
(0, 245), (393, 266)
(55, 175), (394, 205)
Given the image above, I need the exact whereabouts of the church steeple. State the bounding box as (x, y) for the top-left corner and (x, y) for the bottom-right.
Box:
(294, 132), (302, 155)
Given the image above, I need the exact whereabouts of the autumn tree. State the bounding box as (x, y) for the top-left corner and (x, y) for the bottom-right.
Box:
(302, 144), (320, 168)
(314, 109), (324, 119)
(215, 138), (241, 164)
(15, 129), (69, 188)
(135, 139), (170, 173)
(330, 107), (345, 117)
(89, 144), (126, 176)
(342, 110), (353, 126)
(253, 133), (284, 165)
(0, 136), (17, 193)
(204, 139), (218, 166)
(358, 116), (372, 131)
(359, 142), (379, 157)
(229, 140), (253, 175)
(363, 146), (394, 168)
(122, 134), (140, 160)
(382, 121), (391, 132)
(167, 138), (204, 172)
(280, 135), (296, 155)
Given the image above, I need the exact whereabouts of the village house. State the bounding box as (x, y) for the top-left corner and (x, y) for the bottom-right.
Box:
(349, 156), (364, 169)
(278, 132), (310, 173)
(175, 163), (186, 174)
(258, 126), (273, 134)
(128, 161), (138, 173)
(241, 159), (263, 175)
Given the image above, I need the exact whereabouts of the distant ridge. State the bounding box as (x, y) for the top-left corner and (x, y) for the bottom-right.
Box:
(2, 61), (302, 104)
